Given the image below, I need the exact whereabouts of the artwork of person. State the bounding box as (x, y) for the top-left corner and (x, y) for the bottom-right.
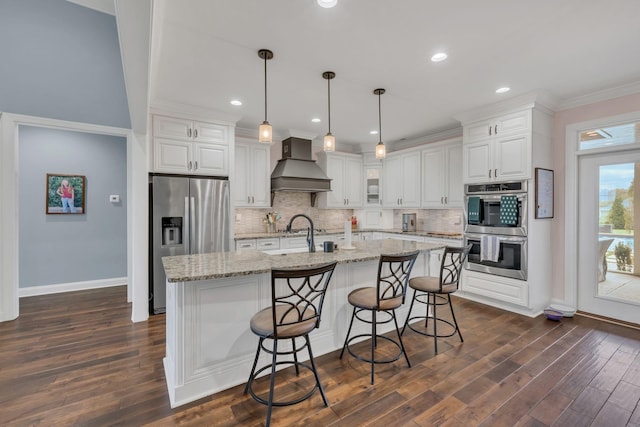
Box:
(56, 179), (76, 213)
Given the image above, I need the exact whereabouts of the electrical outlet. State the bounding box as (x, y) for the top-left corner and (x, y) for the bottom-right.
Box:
(109, 195), (120, 203)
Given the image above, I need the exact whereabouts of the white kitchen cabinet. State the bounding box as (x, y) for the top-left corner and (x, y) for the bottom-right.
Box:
(462, 109), (531, 183)
(317, 152), (363, 208)
(382, 150), (421, 208)
(423, 237), (462, 277)
(421, 141), (463, 209)
(234, 140), (270, 207)
(256, 238), (279, 251)
(152, 115), (230, 176)
(364, 166), (382, 207)
(235, 239), (257, 251)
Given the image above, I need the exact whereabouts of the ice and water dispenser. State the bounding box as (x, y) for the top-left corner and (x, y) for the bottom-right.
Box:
(161, 217), (183, 246)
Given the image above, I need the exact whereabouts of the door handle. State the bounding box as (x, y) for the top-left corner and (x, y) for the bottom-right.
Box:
(194, 129), (198, 138)
(488, 125), (492, 136)
(444, 196), (448, 204)
(188, 161), (193, 170)
(494, 125), (498, 135)
(184, 197), (190, 253)
(194, 161), (198, 170)
(190, 196), (196, 253)
(489, 169), (492, 178)
(187, 128), (192, 138)
(494, 168), (498, 177)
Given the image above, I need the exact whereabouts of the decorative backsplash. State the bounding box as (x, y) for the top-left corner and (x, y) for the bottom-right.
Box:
(235, 192), (353, 234)
(393, 208), (463, 233)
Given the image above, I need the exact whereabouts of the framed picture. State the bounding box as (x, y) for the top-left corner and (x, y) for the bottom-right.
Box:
(46, 174), (86, 214)
(535, 168), (553, 219)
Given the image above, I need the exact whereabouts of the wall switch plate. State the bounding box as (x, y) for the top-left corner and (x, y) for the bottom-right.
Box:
(109, 195), (120, 203)
(235, 213), (242, 222)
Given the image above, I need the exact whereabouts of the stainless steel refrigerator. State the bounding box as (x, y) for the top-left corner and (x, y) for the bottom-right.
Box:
(150, 175), (231, 314)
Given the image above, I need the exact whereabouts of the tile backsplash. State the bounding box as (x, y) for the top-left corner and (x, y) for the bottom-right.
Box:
(393, 208), (463, 233)
(235, 192), (353, 234)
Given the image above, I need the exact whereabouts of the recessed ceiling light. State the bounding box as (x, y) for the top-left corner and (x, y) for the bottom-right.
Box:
(495, 87), (510, 94)
(431, 52), (447, 62)
(311, 118), (321, 123)
(317, 0), (337, 8)
(370, 130), (378, 135)
(230, 99), (242, 106)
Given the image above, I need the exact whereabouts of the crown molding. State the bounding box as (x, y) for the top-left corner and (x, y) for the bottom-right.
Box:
(391, 126), (463, 152)
(454, 90), (560, 124)
(556, 80), (640, 111)
(149, 98), (240, 126)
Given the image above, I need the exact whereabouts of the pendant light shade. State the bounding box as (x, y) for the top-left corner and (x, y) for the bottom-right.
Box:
(323, 71), (336, 152)
(258, 49), (274, 143)
(374, 88), (386, 159)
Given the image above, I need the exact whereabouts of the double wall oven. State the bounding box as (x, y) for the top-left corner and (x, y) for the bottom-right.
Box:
(463, 181), (528, 280)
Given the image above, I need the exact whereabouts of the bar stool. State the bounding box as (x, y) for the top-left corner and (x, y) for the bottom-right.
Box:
(401, 245), (471, 354)
(340, 251), (419, 385)
(244, 261), (337, 427)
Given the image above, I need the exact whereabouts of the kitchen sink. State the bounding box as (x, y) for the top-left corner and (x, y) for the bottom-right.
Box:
(262, 246), (323, 255)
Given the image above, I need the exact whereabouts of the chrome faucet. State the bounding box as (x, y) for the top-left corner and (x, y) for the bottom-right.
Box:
(286, 214), (315, 253)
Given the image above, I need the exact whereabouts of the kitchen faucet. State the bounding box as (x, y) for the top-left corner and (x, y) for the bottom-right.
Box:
(286, 214), (315, 252)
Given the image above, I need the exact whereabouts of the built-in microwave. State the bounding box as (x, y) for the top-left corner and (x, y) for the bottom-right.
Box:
(464, 181), (528, 236)
(464, 233), (527, 281)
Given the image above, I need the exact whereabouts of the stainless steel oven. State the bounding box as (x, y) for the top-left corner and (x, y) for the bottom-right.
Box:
(464, 233), (527, 280)
(464, 181), (527, 236)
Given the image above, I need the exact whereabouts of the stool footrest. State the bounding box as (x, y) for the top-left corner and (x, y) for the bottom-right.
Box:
(404, 316), (459, 338)
(343, 333), (404, 364)
(246, 360), (324, 407)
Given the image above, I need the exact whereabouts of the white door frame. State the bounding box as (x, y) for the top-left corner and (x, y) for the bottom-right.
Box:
(564, 110), (640, 310)
(0, 112), (149, 323)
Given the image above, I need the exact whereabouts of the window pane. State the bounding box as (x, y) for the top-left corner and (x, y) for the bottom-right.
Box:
(579, 121), (639, 150)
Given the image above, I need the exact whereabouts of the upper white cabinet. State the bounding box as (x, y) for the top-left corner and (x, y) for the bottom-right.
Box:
(152, 115), (230, 176)
(234, 140), (271, 208)
(382, 150), (421, 208)
(317, 152), (363, 208)
(421, 140), (463, 209)
(462, 109), (531, 183)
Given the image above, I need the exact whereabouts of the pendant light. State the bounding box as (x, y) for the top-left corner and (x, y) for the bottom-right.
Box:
(322, 71), (336, 152)
(258, 49), (274, 143)
(374, 88), (386, 159)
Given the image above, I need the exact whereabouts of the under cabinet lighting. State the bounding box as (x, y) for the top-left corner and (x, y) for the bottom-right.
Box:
(496, 87), (510, 94)
(431, 52), (448, 62)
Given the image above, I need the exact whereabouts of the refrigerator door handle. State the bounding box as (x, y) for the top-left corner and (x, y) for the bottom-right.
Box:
(190, 196), (196, 253)
(184, 196), (190, 253)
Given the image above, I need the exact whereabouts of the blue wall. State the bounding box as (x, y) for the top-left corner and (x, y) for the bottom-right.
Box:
(18, 125), (127, 287)
(0, 0), (131, 128)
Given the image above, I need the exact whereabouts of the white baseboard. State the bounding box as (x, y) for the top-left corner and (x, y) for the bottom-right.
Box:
(19, 277), (127, 298)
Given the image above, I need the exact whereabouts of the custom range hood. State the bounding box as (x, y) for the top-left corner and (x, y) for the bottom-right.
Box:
(270, 137), (331, 206)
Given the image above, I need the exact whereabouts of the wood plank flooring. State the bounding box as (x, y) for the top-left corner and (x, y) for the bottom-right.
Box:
(1, 286), (639, 426)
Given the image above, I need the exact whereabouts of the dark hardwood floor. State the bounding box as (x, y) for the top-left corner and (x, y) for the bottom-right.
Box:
(1, 286), (639, 426)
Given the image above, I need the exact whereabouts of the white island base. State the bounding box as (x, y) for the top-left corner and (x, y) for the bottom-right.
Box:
(163, 249), (433, 408)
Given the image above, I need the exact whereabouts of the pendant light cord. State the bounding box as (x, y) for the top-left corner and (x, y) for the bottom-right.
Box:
(263, 55), (268, 122)
(327, 77), (331, 133)
(378, 91), (382, 143)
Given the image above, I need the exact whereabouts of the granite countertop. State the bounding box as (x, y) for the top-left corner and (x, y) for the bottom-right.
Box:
(235, 228), (463, 241)
(162, 239), (446, 283)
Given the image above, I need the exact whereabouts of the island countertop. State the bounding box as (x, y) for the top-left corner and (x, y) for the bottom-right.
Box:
(162, 238), (447, 283)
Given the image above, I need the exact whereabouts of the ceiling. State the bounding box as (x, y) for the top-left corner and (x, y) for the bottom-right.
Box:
(148, 0), (640, 151)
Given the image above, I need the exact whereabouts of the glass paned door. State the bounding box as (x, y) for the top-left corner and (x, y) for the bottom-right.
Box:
(578, 151), (640, 324)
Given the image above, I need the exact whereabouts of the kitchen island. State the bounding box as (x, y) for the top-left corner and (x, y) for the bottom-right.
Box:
(161, 238), (446, 408)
